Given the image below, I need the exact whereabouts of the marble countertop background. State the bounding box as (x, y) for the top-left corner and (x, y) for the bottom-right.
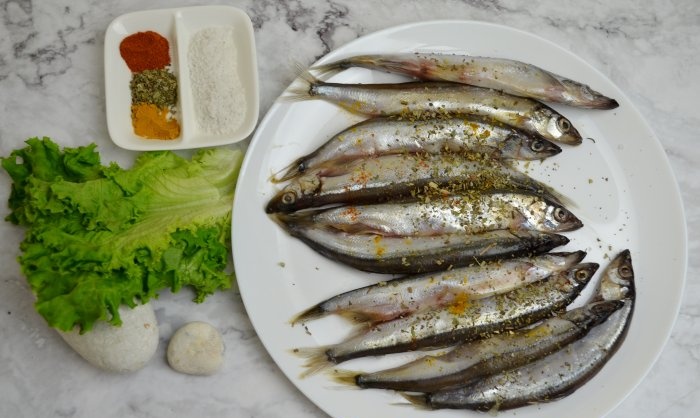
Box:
(1, 1), (698, 417)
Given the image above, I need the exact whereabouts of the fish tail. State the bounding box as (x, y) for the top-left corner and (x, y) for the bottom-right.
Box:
(546, 186), (576, 209)
(291, 346), (334, 378)
(310, 59), (352, 79)
(271, 157), (307, 183)
(289, 303), (328, 325)
(524, 178), (576, 209)
(328, 368), (360, 386)
(310, 55), (380, 78)
(284, 63), (324, 102)
(399, 392), (432, 410)
(313, 55), (419, 79)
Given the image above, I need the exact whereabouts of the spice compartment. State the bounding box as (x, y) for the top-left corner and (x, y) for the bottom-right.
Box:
(104, 6), (259, 151)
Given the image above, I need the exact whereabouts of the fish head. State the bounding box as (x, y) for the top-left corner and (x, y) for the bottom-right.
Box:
(596, 249), (635, 302)
(542, 199), (583, 232)
(587, 300), (626, 325)
(560, 262), (599, 290)
(531, 250), (587, 271)
(562, 299), (624, 328)
(503, 133), (562, 160)
(534, 106), (582, 145)
(265, 175), (321, 213)
(515, 195), (583, 232)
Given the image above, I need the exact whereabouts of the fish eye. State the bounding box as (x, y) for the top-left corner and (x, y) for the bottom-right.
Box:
(557, 118), (571, 133)
(619, 265), (633, 278)
(281, 192), (297, 205)
(530, 140), (546, 152)
(553, 207), (569, 222)
(575, 269), (590, 281)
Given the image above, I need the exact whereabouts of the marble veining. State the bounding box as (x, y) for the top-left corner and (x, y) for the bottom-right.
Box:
(1, 1), (699, 417)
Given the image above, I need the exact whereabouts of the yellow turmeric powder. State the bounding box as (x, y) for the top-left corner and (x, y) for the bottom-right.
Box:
(131, 103), (180, 140)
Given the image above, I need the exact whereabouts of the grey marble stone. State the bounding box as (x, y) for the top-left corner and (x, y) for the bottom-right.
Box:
(1, 1), (698, 417)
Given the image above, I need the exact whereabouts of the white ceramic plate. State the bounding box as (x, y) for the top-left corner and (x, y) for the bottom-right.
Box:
(232, 21), (686, 418)
(104, 5), (259, 150)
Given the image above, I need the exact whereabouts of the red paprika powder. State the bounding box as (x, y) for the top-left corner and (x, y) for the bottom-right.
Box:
(119, 31), (171, 72)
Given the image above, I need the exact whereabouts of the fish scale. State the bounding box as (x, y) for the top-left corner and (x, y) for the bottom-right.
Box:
(281, 223), (570, 275)
(344, 299), (623, 393)
(290, 251), (586, 324)
(290, 73), (583, 145)
(297, 263), (597, 373)
(266, 153), (570, 213)
(417, 250), (635, 411)
(312, 53), (619, 109)
(274, 116), (561, 182)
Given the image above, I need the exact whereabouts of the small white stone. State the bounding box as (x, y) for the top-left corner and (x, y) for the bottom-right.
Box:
(59, 303), (159, 373)
(167, 321), (224, 376)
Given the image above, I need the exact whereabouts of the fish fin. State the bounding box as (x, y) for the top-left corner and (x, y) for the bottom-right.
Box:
(289, 303), (327, 325)
(327, 368), (360, 386)
(506, 160), (577, 208)
(520, 176), (576, 209)
(399, 393), (432, 410)
(344, 321), (373, 338)
(336, 310), (380, 324)
(310, 60), (348, 80)
(283, 64), (323, 103)
(291, 346), (333, 378)
(545, 187), (577, 209)
(271, 156), (308, 183)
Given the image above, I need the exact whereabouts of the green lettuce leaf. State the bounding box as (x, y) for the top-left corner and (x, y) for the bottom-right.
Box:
(2, 137), (243, 332)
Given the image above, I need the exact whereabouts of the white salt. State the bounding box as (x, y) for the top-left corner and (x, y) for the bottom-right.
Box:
(188, 26), (246, 136)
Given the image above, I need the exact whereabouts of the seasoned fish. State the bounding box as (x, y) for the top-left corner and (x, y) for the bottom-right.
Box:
(289, 74), (582, 145)
(279, 221), (569, 274)
(296, 263), (595, 375)
(291, 251), (586, 324)
(277, 192), (582, 237)
(412, 250), (635, 411)
(266, 153), (570, 213)
(274, 116), (561, 182)
(313, 53), (619, 109)
(335, 299), (622, 392)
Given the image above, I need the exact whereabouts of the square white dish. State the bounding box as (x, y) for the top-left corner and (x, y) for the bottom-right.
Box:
(104, 5), (259, 151)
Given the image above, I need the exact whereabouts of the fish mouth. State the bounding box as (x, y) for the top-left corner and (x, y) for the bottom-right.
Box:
(560, 124), (583, 145)
(544, 141), (563, 157)
(589, 96), (619, 110)
(265, 195), (286, 213)
(567, 216), (584, 231)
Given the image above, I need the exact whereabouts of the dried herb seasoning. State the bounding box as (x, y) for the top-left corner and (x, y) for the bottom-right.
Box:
(130, 69), (178, 109)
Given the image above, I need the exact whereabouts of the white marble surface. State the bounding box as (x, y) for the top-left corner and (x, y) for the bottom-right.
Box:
(1, 0), (698, 417)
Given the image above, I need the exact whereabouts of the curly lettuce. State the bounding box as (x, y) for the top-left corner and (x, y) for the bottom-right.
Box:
(2, 137), (243, 332)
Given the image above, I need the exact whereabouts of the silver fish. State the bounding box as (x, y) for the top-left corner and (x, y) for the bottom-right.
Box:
(277, 192), (582, 237)
(313, 53), (619, 109)
(291, 251), (586, 324)
(278, 222), (569, 274)
(274, 116), (561, 182)
(289, 74), (582, 145)
(414, 250), (635, 411)
(335, 299), (622, 392)
(296, 263), (596, 375)
(266, 153), (570, 213)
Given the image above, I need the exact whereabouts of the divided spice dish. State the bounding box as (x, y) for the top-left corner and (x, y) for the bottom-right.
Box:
(104, 6), (259, 150)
